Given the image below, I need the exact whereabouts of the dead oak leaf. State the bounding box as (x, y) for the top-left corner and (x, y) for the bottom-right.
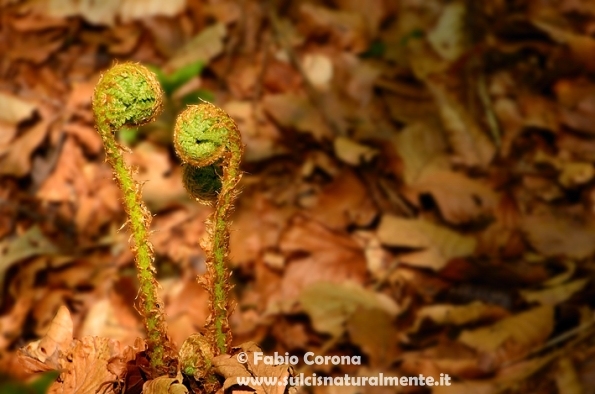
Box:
(333, 137), (378, 166)
(119, 0), (187, 23)
(304, 169), (377, 230)
(426, 80), (495, 168)
(262, 93), (333, 141)
(0, 296), (32, 351)
(165, 23), (226, 72)
(299, 281), (400, 338)
(299, 3), (369, 52)
(5, 29), (65, 63)
(377, 215), (476, 271)
(406, 169), (498, 224)
(407, 302), (509, 335)
(522, 206), (595, 259)
(458, 306), (554, 370)
(37, 136), (86, 202)
(0, 91), (36, 124)
(143, 374), (188, 394)
(0, 119), (50, 177)
(223, 101), (286, 162)
(20, 305), (142, 393)
(213, 342), (294, 394)
(347, 306), (400, 368)
(19, 305), (73, 372)
(264, 216), (368, 311)
(401, 340), (485, 380)
(532, 19), (595, 72)
(229, 191), (295, 268)
(520, 278), (589, 306)
(49, 336), (133, 394)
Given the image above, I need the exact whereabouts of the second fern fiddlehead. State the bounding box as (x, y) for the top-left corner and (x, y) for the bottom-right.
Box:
(174, 102), (243, 355)
(93, 63), (176, 375)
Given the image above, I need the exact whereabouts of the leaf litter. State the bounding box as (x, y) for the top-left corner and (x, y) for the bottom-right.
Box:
(1, 0), (595, 393)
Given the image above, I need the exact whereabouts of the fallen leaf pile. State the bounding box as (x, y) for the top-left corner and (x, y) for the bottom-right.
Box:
(2, 0), (595, 393)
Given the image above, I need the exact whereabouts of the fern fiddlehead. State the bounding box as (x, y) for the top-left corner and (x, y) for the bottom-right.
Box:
(92, 62), (176, 375)
(174, 102), (243, 355)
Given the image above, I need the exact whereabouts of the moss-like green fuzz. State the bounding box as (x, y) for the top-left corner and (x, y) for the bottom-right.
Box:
(93, 63), (176, 377)
(174, 103), (243, 356)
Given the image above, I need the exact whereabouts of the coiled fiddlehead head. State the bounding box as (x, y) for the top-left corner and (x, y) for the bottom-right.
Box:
(174, 102), (243, 356)
(92, 63), (176, 376)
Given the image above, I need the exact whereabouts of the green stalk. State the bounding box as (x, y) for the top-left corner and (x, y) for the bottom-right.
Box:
(173, 102), (243, 355)
(92, 62), (175, 375)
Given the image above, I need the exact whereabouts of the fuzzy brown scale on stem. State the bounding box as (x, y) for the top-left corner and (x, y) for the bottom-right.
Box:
(174, 102), (243, 356)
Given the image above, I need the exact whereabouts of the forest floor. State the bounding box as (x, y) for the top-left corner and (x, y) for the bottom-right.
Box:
(2, 0), (595, 393)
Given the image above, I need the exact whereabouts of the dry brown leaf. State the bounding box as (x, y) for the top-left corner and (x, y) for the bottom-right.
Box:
(302, 53), (334, 90)
(0, 119), (50, 177)
(554, 79), (595, 136)
(0, 226), (58, 305)
(9, 11), (70, 31)
(333, 136), (378, 165)
(543, 260), (576, 287)
(127, 142), (187, 211)
(166, 23), (226, 72)
(432, 353), (555, 394)
(5, 27), (65, 63)
(534, 151), (595, 188)
(299, 4), (368, 52)
(205, 1), (242, 25)
(520, 278), (589, 305)
(80, 296), (143, 350)
(408, 302), (509, 334)
(305, 170), (377, 230)
(299, 281), (399, 337)
(522, 206), (595, 259)
(0, 91), (36, 124)
(426, 80), (495, 168)
(407, 169), (498, 224)
(427, 2), (466, 61)
(0, 121), (18, 148)
(407, 39), (450, 81)
(347, 306), (399, 367)
(268, 216), (368, 311)
(401, 341), (484, 380)
(63, 123), (103, 154)
(49, 336), (135, 394)
(213, 342), (293, 394)
(556, 357), (583, 394)
(262, 93), (333, 140)
(0, 296), (32, 351)
(223, 101), (286, 162)
(332, 0), (390, 37)
(376, 215), (476, 270)
(150, 208), (209, 268)
(19, 305), (73, 372)
(343, 56), (382, 106)
(65, 80), (96, 117)
(382, 92), (439, 125)
(393, 121), (450, 185)
(143, 374), (188, 394)
(458, 306), (554, 367)
(36, 137), (86, 202)
(41, 0), (186, 25)
(532, 19), (595, 72)
(493, 97), (524, 158)
(42, 0), (120, 25)
(119, 0), (186, 22)
(229, 191), (295, 268)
